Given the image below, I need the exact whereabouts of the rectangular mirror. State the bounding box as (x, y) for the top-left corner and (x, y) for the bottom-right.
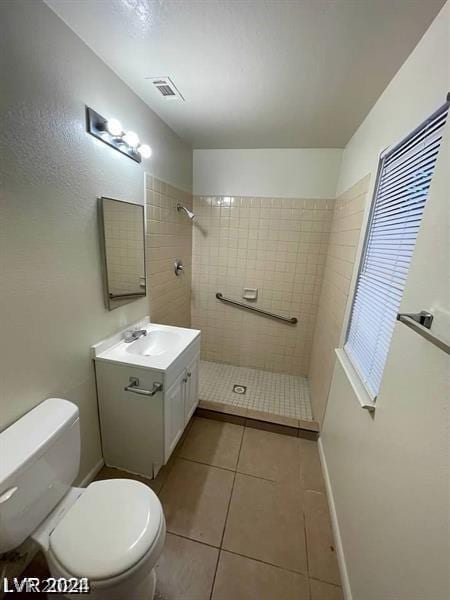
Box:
(99, 196), (146, 311)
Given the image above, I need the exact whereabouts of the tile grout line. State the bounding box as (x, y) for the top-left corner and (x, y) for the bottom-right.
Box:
(180, 424), (299, 481)
(176, 454), (238, 473)
(157, 418), (194, 496)
(303, 496), (312, 588)
(219, 547), (311, 578)
(298, 441), (313, 590)
(165, 531), (221, 551)
(298, 437), (314, 594)
(208, 423), (245, 600)
(308, 575), (343, 589)
(234, 469), (279, 484)
(155, 461), (174, 497)
(158, 417), (342, 595)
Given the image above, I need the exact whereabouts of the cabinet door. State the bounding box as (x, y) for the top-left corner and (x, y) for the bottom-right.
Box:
(95, 362), (164, 479)
(184, 353), (200, 424)
(164, 370), (186, 462)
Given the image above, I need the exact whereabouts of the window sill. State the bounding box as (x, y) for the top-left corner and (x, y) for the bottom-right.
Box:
(335, 348), (376, 412)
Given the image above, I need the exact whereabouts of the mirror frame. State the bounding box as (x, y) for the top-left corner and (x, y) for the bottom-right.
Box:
(98, 196), (147, 311)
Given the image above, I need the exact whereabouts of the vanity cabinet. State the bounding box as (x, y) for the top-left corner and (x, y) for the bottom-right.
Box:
(164, 355), (199, 459)
(185, 354), (200, 423)
(94, 331), (200, 479)
(164, 370), (186, 460)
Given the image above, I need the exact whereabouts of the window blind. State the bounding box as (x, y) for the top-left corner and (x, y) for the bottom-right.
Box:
(344, 101), (449, 399)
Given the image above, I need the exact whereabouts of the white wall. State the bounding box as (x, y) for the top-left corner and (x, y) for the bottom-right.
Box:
(321, 3), (450, 599)
(0, 0), (192, 481)
(337, 2), (449, 196)
(194, 148), (342, 198)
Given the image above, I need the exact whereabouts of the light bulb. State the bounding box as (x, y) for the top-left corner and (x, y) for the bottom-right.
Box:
(138, 144), (152, 159)
(123, 131), (140, 148)
(105, 118), (123, 137)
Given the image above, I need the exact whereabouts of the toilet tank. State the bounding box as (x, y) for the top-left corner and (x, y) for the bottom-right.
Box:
(0, 398), (80, 553)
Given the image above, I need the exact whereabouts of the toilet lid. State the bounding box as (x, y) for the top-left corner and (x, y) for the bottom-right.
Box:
(49, 479), (163, 580)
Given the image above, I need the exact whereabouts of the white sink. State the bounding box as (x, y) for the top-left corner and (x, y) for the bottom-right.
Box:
(125, 329), (182, 357)
(91, 319), (200, 372)
(93, 317), (201, 480)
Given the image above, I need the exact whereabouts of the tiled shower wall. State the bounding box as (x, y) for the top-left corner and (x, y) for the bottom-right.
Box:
(191, 196), (334, 375)
(145, 174), (193, 327)
(308, 175), (370, 423)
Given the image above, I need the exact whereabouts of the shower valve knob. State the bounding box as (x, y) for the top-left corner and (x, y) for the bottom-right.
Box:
(174, 259), (184, 276)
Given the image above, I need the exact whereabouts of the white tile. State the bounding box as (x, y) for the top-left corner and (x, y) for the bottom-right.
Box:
(199, 361), (313, 421)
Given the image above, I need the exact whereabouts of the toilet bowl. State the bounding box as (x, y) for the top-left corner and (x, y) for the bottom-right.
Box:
(0, 398), (165, 600)
(38, 479), (165, 599)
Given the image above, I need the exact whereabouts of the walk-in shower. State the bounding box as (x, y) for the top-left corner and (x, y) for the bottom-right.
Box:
(191, 194), (333, 424)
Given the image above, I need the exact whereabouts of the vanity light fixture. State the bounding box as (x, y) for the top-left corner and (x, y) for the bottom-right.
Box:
(139, 144), (152, 159)
(122, 130), (140, 148)
(105, 118), (123, 137)
(86, 107), (152, 163)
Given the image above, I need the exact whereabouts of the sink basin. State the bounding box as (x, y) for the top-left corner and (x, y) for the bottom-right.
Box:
(92, 319), (201, 372)
(125, 330), (181, 357)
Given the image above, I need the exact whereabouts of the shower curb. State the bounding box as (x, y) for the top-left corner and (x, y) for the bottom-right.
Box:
(196, 400), (319, 440)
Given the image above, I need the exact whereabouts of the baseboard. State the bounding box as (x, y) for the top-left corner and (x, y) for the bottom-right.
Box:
(318, 438), (352, 600)
(78, 458), (104, 488)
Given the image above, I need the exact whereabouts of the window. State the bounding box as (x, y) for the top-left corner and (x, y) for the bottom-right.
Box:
(344, 100), (449, 399)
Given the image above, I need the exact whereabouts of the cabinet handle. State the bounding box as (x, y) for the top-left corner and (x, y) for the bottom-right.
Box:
(124, 377), (163, 396)
(186, 370), (192, 378)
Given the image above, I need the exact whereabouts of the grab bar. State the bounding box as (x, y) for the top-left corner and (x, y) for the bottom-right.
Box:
(124, 377), (163, 396)
(216, 292), (298, 324)
(397, 312), (450, 355)
(109, 291), (146, 299)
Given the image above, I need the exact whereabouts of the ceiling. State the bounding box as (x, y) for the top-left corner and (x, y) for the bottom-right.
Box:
(45, 0), (445, 149)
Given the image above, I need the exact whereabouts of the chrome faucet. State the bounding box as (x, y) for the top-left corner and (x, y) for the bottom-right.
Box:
(124, 329), (148, 343)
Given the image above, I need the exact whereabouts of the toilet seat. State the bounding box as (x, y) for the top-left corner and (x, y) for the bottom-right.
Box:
(48, 479), (164, 581)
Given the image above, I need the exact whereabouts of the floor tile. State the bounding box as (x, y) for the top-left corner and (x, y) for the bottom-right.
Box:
(237, 427), (301, 481)
(245, 417), (299, 437)
(199, 360), (313, 420)
(199, 399), (248, 417)
(16, 551), (50, 598)
(223, 473), (307, 573)
(159, 458), (234, 546)
(299, 439), (326, 492)
(299, 418), (320, 432)
(196, 407), (247, 426)
(179, 417), (244, 470)
(94, 465), (167, 494)
(304, 491), (341, 585)
(246, 408), (299, 428)
(211, 551), (310, 600)
(155, 533), (219, 600)
(310, 578), (344, 600)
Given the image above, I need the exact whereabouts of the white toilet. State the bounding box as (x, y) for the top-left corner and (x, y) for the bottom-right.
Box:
(0, 398), (166, 599)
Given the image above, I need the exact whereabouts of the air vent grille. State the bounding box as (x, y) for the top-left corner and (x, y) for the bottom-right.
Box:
(146, 77), (184, 101)
(157, 84), (176, 97)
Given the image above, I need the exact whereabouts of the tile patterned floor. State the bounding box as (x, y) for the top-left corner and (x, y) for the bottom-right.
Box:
(19, 417), (342, 600)
(199, 360), (313, 421)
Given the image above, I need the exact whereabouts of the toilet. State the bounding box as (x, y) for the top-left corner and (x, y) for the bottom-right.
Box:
(0, 398), (166, 599)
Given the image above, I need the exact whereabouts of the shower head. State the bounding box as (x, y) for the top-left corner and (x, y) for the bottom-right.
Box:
(177, 203), (196, 221)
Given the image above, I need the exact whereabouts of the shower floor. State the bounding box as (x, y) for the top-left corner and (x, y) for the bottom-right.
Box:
(199, 360), (313, 421)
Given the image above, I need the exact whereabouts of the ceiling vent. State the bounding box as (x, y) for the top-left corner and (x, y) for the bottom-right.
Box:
(147, 77), (184, 101)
